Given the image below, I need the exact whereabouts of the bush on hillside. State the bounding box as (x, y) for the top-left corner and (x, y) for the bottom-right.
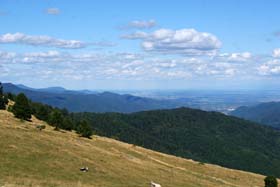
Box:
(7, 105), (13, 112)
(264, 176), (278, 187)
(36, 125), (46, 131)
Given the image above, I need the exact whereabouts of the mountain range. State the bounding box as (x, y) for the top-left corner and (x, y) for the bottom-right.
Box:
(3, 83), (182, 113)
(3, 82), (280, 177)
(230, 102), (280, 129)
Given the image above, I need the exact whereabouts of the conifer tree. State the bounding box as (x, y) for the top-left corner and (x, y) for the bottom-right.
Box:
(77, 120), (93, 138)
(7, 92), (14, 101)
(61, 117), (74, 131)
(49, 109), (63, 130)
(12, 93), (32, 120)
(0, 82), (6, 110)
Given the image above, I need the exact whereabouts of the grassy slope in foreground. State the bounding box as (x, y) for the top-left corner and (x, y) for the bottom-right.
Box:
(75, 108), (280, 177)
(0, 110), (274, 187)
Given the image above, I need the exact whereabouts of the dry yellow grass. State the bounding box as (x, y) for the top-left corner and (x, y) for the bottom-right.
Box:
(0, 110), (274, 187)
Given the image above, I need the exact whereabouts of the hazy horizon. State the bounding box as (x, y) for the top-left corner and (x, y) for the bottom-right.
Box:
(5, 82), (280, 93)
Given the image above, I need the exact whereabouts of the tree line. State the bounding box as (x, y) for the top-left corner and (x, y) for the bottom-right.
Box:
(0, 82), (279, 186)
(0, 82), (92, 138)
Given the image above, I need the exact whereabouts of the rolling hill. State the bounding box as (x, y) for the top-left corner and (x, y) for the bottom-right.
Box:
(230, 102), (280, 129)
(74, 107), (280, 177)
(2, 83), (179, 113)
(0, 109), (273, 187)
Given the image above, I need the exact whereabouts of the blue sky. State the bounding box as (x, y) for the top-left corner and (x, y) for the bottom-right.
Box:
(1, 0), (280, 90)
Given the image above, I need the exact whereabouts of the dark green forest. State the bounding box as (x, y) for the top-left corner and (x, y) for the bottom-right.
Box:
(3, 87), (280, 178)
(73, 108), (280, 177)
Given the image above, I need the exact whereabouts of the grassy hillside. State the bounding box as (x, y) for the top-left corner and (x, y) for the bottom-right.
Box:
(0, 110), (272, 187)
(74, 108), (280, 177)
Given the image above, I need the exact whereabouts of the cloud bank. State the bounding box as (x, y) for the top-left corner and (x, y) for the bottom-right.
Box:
(0, 49), (260, 81)
(0, 33), (116, 49)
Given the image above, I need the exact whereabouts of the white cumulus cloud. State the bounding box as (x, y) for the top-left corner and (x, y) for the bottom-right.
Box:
(216, 52), (252, 63)
(123, 28), (222, 56)
(273, 48), (280, 58)
(258, 59), (280, 76)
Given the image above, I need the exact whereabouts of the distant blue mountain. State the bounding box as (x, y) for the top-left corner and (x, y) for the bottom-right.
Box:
(230, 102), (280, 129)
(38, 86), (66, 93)
(16, 84), (36, 90)
(3, 83), (180, 113)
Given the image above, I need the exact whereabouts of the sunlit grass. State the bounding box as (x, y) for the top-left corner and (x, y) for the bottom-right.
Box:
(0, 110), (272, 187)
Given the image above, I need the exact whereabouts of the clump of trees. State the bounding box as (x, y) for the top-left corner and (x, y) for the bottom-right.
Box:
(0, 82), (8, 110)
(18, 96), (93, 137)
(264, 176), (278, 187)
(12, 93), (32, 121)
(30, 101), (93, 137)
(0, 83), (93, 138)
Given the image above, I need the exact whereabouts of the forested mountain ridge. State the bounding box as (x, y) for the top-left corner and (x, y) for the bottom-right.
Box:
(74, 107), (280, 177)
(3, 83), (280, 178)
(2, 83), (178, 113)
(231, 102), (280, 129)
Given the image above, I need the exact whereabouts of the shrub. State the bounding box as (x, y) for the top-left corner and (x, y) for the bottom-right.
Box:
(264, 176), (278, 187)
(7, 105), (13, 112)
(36, 125), (46, 131)
(198, 162), (205, 165)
